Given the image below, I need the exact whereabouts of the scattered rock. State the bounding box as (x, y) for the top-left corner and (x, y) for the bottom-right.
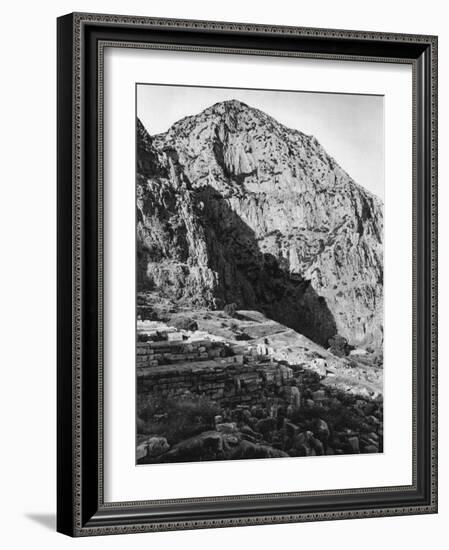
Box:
(157, 431), (225, 462)
(149, 430), (288, 462)
(138, 436), (170, 460)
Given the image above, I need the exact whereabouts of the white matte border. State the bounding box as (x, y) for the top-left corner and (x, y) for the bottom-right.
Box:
(103, 47), (412, 503)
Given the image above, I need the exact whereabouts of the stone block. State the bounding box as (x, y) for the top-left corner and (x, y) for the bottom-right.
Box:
(167, 332), (183, 342)
(311, 390), (326, 401)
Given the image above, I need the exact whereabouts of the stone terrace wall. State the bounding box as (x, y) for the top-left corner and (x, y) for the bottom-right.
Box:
(136, 339), (227, 368)
(137, 359), (295, 409)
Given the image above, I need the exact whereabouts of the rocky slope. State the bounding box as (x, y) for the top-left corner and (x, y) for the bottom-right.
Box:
(136, 310), (383, 464)
(137, 100), (383, 348)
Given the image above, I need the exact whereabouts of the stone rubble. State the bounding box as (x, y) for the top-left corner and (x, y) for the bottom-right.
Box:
(137, 322), (383, 464)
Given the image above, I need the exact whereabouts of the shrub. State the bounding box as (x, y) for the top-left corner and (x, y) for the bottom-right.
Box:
(328, 334), (352, 357)
(224, 303), (238, 317)
(290, 396), (367, 436)
(138, 394), (220, 444)
(171, 317), (198, 331)
(235, 332), (251, 341)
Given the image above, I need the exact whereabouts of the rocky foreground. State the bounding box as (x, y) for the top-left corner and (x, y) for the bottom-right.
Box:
(136, 309), (382, 464)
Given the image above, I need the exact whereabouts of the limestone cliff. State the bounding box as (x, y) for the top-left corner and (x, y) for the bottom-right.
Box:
(136, 100), (383, 348)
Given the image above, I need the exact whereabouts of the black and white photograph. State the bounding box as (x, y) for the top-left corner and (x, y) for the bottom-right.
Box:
(135, 84), (384, 464)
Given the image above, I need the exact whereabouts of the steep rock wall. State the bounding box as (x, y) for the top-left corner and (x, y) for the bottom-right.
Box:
(136, 100), (383, 348)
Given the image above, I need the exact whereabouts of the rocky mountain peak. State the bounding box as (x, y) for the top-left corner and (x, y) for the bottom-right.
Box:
(208, 98), (251, 113)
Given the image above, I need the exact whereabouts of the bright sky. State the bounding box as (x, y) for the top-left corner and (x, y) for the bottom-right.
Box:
(137, 84), (384, 200)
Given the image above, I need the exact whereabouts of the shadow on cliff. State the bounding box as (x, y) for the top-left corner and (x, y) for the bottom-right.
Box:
(195, 185), (337, 347)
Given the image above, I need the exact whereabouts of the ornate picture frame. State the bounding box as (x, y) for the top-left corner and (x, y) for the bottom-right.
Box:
(57, 12), (437, 536)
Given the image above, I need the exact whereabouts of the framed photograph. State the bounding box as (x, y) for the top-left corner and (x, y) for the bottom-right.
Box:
(57, 12), (438, 536)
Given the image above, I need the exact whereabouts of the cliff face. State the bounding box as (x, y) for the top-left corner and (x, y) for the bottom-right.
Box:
(136, 100), (383, 348)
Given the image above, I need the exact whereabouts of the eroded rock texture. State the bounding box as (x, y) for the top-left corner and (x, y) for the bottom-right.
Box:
(137, 100), (383, 348)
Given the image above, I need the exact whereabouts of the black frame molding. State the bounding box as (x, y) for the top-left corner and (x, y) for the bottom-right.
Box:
(57, 12), (438, 537)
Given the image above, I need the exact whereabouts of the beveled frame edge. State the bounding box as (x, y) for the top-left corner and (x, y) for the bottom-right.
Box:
(96, 43), (419, 510)
(57, 11), (438, 537)
(74, 10), (438, 43)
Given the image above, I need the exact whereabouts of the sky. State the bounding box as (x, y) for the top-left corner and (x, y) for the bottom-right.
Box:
(137, 83), (384, 200)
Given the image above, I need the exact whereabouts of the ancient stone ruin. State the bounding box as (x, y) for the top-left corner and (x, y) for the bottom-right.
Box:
(136, 322), (383, 464)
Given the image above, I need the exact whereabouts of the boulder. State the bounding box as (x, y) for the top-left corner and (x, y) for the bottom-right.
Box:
(216, 422), (238, 434)
(240, 425), (262, 441)
(291, 430), (317, 456)
(311, 390), (326, 402)
(136, 443), (148, 460)
(137, 436), (170, 461)
(155, 430), (287, 462)
(159, 431), (225, 462)
(146, 436), (170, 457)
